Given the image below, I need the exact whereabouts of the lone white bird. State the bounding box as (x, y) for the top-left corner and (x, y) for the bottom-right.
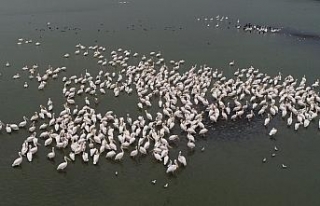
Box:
(57, 156), (70, 171)
(269, 128), (277, 136)
(12, 152), (23, 167)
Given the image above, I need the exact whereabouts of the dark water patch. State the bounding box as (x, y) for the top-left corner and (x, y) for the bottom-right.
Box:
(279, 27), (320, 42)
(200, 109), (265, 141)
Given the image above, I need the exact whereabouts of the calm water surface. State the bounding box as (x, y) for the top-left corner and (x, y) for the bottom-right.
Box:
(1, 0), (320, 205)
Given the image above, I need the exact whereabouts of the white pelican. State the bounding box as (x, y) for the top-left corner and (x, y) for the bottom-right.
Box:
(69, 152), (75, 161)
(27, 145), (33, 162)
(264, 114), (271, 126)
(187, 140), (195, 150)
(287, 112), (293, 126)
(303, 118), (310, 128)
(294, 122), (301, 130)
(57, 156), (70, 171)
(19, 117), (28, 127)
(115, 147), (124, 161)
(199, 128), (208, 135)
(269, 128), (277, 136)
(153, 152), (162, 161)
(130, 146), (138, 157)
(13, 73), (20, 79)
(6, 124), (12, 134)
(90, 148), (97, 157)
(47, 147), (55, 159)
(166, 159), (179, 174)
(145, 110), (152, 121)
(10, 124), (19, 131)
(21, 141), (28, 155)
(12, 152), (23, 167)
(82, 152), (89, 162)
(169, 134), (179, 141)
(139, 146), (147, 155)
(106, 150), (116, 159)
(178, 151), (187, 166)
(93, 150), (100, 165)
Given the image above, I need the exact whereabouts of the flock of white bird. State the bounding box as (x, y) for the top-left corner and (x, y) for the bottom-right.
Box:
(6, 40), (320, 178)
(196, 15), (281, 34)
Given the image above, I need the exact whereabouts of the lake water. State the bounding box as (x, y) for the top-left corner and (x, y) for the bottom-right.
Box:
(1, 0), (320, 205)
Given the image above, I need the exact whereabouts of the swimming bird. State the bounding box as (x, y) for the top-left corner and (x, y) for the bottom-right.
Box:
(6, 124), (12, 134)
(114, 147), (124, 161)
(269, 128), (277, 136)
(27, 145), (33, 162)
(57, 156), (70, 171)
(178, 151), (187, 166)
(287, 112), (293, 126)
(264, 114), (271, 126)
(47, 147), (55, 159)
(106, 150), (116, 159)
(93, 150), (100, 165)
(6, 45), (320, 177)
(82, 151), (89, 162)
(166, 159), (179, 174)
(130, 146), (138, 157)
(12, 152), (23, 167)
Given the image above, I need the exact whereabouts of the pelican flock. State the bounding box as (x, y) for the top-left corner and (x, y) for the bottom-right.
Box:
(3, 41), (320, 177)
(196, 15), (281, 34)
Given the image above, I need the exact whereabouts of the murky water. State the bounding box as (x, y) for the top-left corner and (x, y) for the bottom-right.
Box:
(1, 0), (320, 205)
